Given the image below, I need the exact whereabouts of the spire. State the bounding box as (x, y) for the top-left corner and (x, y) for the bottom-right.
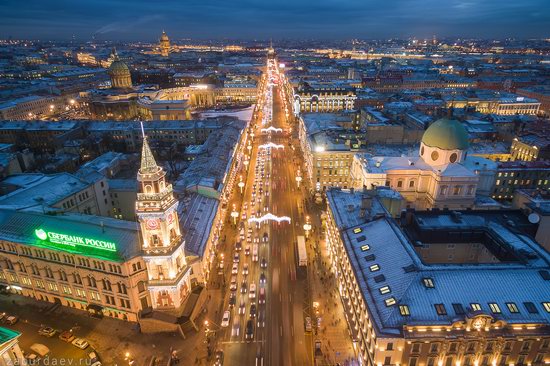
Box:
(140, 122), (159, 174)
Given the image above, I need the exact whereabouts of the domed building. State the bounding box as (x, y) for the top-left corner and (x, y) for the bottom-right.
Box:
(159, 31), (170, 57)
(108, 50), (132, 89)
(351, 117), (498, 210)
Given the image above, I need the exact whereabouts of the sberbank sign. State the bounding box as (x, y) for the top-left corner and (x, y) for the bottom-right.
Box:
(34, 228), (117, 252)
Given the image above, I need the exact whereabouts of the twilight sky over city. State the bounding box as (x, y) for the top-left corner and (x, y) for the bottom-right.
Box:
(0, 0), (548, 40)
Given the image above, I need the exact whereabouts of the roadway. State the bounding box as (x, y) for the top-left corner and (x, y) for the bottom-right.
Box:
(214, 60), (313, 366)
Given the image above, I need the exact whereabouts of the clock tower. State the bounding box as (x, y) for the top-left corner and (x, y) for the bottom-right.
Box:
(136, 125), (191, 310)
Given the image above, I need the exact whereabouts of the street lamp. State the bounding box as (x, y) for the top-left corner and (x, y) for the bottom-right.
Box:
(247, 144), (252, 154)
(296, 175), (302, 187)
(304, 215), (312, 238)
(238, 179), (245, 194)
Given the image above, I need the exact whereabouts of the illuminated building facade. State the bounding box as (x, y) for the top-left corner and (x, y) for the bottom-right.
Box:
(293, 81), (356, 114)
(325, 189), (550, 366)
(159, 31), (170, 57)
(445, 97), (540, 116)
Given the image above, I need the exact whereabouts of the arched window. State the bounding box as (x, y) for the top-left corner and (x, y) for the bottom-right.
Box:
(145, 185), (153, 193)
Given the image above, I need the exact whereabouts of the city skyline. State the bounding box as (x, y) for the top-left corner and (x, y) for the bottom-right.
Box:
(0, 0), (549, 41)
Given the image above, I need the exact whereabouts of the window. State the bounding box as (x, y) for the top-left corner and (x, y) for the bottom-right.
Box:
(453, 185), (462, 195)
(387, 343), (394, 351)
(524, 302), (538, 314)
(409, 358), (417, 366)
(440, 185), (448, 195)
(423, 278), (435, 288)
(452, 303), (465, 315)
(449, 153), (458, 163)
(470, 303), (482, 312)
(506, 302), (519, 313)
(430, 343), (439, 353)
(399, 305), (410, 316)
(542, 302), (550, 313)
(385, 297), (396, 306)
(379, 286), (391, 295)
(353, 228), (363, 234)
(431, 150), (439, 161)
(360, 245), (370, 251)
(397, 180), (403, 188)
(488, 303), (501, 314)
(369, 264), (380, 272)
(412, 343), (421, 353)
(409, 180), (415, 188)
(434, 303), (447, 315)
(384, 356), (392, 366)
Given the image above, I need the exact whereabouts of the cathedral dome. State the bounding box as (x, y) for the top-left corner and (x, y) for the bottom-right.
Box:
(160, 31), (169, 41)
(109, 59), (130, 75)
(421, 117), (469, 151)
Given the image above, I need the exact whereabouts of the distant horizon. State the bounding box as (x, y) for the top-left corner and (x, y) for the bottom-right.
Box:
(0, 0), (548, 42)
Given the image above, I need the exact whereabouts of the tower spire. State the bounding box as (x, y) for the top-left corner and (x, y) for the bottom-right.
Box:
(140, 123), (159, 174)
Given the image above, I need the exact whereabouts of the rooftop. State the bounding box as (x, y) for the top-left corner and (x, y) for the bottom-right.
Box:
(327, 189), (550, 336)
(0, 208), (140, 262)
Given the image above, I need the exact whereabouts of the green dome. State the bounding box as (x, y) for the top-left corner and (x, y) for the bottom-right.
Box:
(109, 60), (129, 74)
(422, 118), (469, 150)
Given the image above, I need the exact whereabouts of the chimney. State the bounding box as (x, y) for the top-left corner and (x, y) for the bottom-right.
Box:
(361, 194), (373, 211)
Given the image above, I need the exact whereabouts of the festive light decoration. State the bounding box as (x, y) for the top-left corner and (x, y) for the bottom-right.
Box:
(258, 142), (284, 150)
(261, 126), (283, 133)
(248, 213), (291, 224)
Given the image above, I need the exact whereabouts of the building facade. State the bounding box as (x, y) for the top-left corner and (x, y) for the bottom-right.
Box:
(293, 82), (356, 114)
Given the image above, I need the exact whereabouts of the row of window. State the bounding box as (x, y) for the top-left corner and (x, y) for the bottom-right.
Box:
(433, 301), (550, 316)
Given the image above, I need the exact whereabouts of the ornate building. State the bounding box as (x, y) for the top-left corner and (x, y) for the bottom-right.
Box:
(351, 117), (498, 210)
(108, 50), (132, 89)
(136, 126), (191, 310)
(160, 31), (170, 57)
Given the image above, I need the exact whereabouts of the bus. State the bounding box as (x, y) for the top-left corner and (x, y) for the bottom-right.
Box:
(297, 235), (307, 267)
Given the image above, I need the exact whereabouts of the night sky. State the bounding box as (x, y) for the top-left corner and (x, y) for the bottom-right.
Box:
(0, 0), (548, 40)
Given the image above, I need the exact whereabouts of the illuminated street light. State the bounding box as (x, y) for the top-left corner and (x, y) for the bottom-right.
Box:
(259, 142), (284, 150)
(296, 169), (302, 187)
(230, 204), (239, 225)
(238, 176), (245, 194)
(304, 215), (312, 238)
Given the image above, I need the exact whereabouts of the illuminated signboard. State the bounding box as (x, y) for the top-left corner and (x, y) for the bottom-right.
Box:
(34, 228), (117, 252)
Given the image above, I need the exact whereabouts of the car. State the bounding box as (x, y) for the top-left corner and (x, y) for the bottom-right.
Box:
(239, 300), (246, 315)
(5, 316), (18, 325)
(242, 263), (249, 276)
(231, 322), (240, 337)
(72, 338), (89, 350)
(247, 235), (252, 243)
(261, 258), (267, 269)
(59, 330), (75, 342)
(230, 279), (237, 292)
(218, 261), (224, 270)
(259, 273), (267, 285)
(254, 236), (260, 243)
(25, 353), (40, 363)
(232, 263), (238, 275)
(38, 327), (56, 337)
(0, 313), (6, 322)
(247, 227), (253, 234)
(262, 233), (269, 243)
(305, 316), (312, 333)
(257, 310), (266, 328)
(221, 311), (231, 327)
(88, 351), (100, 363)
(258, 287), (266, 304)
(249, 283), (256, 299)
(241, 281), (248, 293)
(245, 319), (254, 341)
(214, 350), (224, 366)
(235, 241), (242, 251)
(233, 253), (240, 263)
(241, 212), (246, 220)
(245, 246), (250, 256)
(229, 292), (236, 307)
(250, 304), (257, 318)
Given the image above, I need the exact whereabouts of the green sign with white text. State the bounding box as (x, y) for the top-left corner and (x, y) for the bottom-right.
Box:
(34, 228), (117, 252)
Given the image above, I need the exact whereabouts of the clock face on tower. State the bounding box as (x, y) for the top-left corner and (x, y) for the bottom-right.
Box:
(146, 219), (159, 230)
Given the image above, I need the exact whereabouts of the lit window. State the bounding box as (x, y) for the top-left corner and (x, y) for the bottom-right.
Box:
(379, 286), (391, 295)
(399, 305), (410, 316)
(506, 302), (519, 313)
(385, 297), (396, 306)
(471, 303), (482, 312)
(422, 278), (435, 288)
(542, 302), (550, 313)
(488, 303), (501, 314)
(353, 228), (362, 234)
(360, 245), (370, 251)
(434, 304), (447, 315)
(369, 264), (380, 272)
